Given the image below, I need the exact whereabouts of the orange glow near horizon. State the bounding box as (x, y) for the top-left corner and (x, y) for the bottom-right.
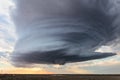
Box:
(0, 68), (53, 74)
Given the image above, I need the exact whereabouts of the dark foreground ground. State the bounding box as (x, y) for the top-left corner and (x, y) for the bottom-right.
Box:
(0, 74), (120, 80)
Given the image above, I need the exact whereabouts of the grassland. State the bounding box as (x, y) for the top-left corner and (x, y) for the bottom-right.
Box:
(0, 74), (120, 80)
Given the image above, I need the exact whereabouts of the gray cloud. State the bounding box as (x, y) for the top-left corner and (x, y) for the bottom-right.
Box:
(0, 52), (6, 58)
(82, 61), (120, 74)
(10, 0), (119, 67)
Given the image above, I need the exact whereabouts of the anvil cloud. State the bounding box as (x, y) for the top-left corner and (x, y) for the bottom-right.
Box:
(10, 0), (120, 67)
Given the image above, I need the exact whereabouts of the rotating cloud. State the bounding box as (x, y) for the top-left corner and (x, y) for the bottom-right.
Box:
(10, 0), (119, 67)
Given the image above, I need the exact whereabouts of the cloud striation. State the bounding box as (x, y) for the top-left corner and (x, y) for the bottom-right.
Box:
(10, 0), (119, 67)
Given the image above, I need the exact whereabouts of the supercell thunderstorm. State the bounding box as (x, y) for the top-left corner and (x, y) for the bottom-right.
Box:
(10, 0), (120, 67)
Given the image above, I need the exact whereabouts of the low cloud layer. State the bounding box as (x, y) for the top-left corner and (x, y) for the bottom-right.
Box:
(10, 0), (120, 67)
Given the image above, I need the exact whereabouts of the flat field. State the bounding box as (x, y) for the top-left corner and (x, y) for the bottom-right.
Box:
(0, 74), (120, 80)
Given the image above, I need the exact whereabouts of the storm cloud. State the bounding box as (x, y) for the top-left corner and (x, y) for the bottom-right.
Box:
(10, 0), (120, 67)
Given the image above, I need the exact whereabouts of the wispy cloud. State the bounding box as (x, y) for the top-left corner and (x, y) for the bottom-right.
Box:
(0, 0), (16, 52)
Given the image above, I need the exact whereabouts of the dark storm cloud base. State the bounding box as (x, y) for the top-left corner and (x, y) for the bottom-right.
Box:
(11, 50), (116, 66)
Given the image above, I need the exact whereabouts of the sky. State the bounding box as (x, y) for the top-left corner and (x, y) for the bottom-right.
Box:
(0, 0), (120, 74)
